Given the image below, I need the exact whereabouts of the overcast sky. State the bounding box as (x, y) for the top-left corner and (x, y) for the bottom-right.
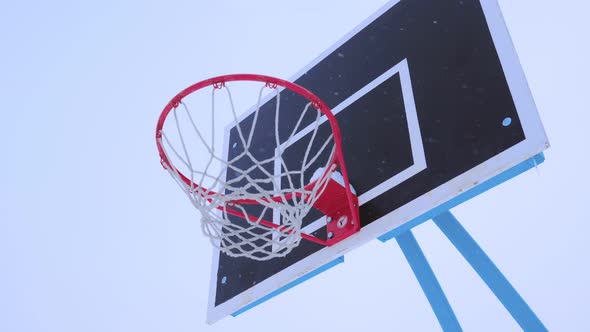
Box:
(1, 0), (589, 331)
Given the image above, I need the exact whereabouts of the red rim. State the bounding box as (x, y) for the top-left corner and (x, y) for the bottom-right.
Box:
(155, 74), (360, 243)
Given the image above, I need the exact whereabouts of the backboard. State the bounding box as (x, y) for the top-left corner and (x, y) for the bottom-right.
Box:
(208, 0), (548, 322)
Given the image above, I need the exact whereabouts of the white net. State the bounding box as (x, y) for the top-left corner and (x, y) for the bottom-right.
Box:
(157, 80), (337, 260)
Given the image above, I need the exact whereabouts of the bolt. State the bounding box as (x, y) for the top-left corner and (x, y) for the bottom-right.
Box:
(326, 216), (332, 223)
(337, 216), (348, 228)
(327, 232), (334, 239)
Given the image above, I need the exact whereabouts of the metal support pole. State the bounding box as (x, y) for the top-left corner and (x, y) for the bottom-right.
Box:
(397, 230), (462, 331)
(433, 211), (547, 332)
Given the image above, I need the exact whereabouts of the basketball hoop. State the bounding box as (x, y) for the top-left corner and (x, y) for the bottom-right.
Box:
(156, 74), (359, 260)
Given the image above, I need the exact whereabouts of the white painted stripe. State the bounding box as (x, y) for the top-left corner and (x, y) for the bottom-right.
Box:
(300, 216), (328, 235)
(279, 58), (426, 234)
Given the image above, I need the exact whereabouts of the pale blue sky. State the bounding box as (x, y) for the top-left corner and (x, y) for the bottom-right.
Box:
(1, 0), (589, 331)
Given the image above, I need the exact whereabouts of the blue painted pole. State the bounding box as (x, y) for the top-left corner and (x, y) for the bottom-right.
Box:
(397, 231), (462, 332)
(433, 211), (547, 332)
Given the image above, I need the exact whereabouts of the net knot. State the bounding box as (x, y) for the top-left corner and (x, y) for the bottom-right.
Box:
(170, 98), (181, 109)
(160, 159), (170, 170)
